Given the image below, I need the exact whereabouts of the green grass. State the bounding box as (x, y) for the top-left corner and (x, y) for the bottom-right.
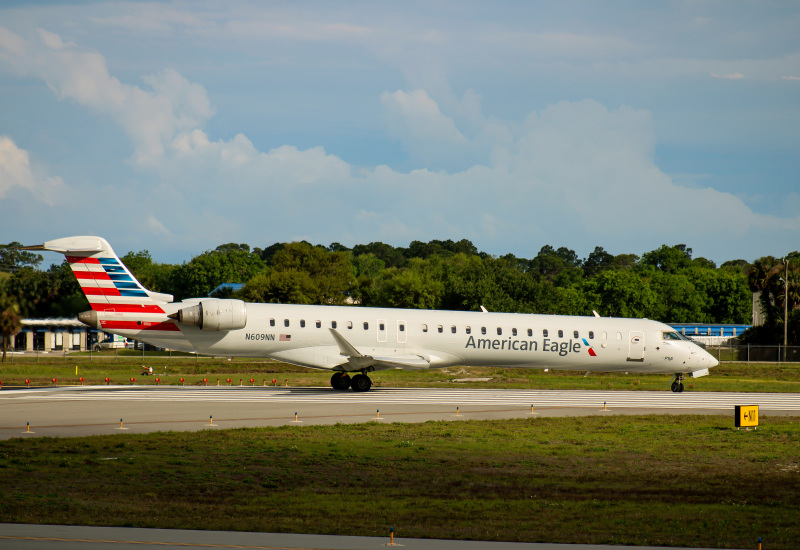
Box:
(1, 359), (798, 392)
(1, 415), (798, 548)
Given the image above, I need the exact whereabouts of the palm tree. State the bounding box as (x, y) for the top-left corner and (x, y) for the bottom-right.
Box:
(0, 293), (22, 362)
(747, 256), (800, 345)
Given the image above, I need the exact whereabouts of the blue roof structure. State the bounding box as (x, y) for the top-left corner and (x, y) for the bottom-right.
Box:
(669, 324), (751, 338)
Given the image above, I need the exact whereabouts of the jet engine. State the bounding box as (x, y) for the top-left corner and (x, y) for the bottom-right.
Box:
(168, 299), (247, 331)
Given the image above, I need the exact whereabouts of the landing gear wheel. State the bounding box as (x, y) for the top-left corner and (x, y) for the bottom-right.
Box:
(351, 374), (372, 392)
(670, 374), (686, 393)
(330, 372), (351, 390)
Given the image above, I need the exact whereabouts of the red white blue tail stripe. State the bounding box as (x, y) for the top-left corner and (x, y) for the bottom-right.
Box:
(35, 236), (179, 333)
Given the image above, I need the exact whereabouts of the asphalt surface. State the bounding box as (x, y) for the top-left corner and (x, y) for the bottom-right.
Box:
(0, 387), (782, 550)
(0, 524), (745, 550)
(0, 385), (798, 438)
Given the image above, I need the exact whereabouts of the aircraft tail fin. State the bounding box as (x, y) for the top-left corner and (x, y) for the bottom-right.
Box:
(24, 236), (173, 308)
(22, 236), (178, 333)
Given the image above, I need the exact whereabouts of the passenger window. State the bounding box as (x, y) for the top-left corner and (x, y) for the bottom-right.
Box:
(284, 319), (289, 327)
(331, 321), (337, 329)
(616, 332), (622, 341)
(347, 321), (353, 329)
(497, 327), (502, 336)
(269, 319), (275, 327)
(451, 325), (456, 334)
(512, 328), (517, 336)
(300, 319), (305, 328)
(466, 326), (471, 335)
(543, 329), (549, 337)
(438, 325), (443, 333)
(573, 330), (579, 339)
(481, 327), (487, 335)
(315, 320), (321, 328)
(588, 331), (594, 339)
(422, 324), (428, 333)
(558, 330), (564, 338)
(527, 329), (532, 337)
(601, 331), (607, 340)
(363, 322), (369, 330)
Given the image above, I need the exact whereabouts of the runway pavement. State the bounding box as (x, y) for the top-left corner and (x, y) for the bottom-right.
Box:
(1, 385), (798, 438)
(0, 523), (744, 550)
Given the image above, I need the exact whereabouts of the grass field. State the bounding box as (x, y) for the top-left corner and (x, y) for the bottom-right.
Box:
(1, 355), (799, 393)
(1, 415), (798, 548)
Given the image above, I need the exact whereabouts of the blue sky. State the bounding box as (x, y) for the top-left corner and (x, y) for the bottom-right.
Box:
(1, 1), (799, 266)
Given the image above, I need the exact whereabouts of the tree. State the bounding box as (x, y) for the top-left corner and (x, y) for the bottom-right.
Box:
(4, 261), (88, 318)
(0, 242), (43, 273)
(172, 247), (266, 299)
(639, 244), (693, 273)
(720, 259), (750, 275)
(371, 263), (444, 309)
(240, 270), (320, 304)
(582, 246), (614, 277)
(585, 270), (657, 318)
(119, 250), (175, 294)
(351, 242), (406, 268)
(528, 245), (582, 286)
(0, 293), (22, 362)
(254, 243), (286, 265)
(746, 256), (800, 343)
(271, 242), (355, 304)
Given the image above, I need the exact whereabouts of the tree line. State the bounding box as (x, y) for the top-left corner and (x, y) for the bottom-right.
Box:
(2, 239), (799, 355)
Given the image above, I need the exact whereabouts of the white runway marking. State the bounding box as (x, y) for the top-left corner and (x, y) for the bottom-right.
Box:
(6, 386), (800, 411)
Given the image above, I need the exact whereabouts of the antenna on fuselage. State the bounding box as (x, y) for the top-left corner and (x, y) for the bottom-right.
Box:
(480, 305), (489, 313)
(592, 310), (601, 317)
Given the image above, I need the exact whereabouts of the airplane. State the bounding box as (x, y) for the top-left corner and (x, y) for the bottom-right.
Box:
(23, 236), (718, 393)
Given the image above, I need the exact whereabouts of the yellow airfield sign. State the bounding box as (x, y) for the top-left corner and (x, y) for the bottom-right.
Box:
(735, 405), (759, 428)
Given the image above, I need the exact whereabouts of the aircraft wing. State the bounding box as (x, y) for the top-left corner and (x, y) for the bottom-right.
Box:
(329, 329), (431, 371)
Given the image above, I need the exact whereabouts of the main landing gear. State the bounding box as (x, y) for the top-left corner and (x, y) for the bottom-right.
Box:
(670, 374), (685, 393)
(330, 371), (373, 392)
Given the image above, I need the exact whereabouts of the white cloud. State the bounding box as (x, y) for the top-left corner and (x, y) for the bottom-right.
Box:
(0, 136), (68, 206)
(0, 27), (214, 167)
(1, 26), (798, 262)
(711, 72), (745, 79)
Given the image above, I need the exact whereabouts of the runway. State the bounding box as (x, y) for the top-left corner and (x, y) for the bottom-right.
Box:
(1, 385), (798, 438)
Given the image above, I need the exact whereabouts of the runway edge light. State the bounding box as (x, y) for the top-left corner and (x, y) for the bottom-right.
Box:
(734, 405), (758, 429)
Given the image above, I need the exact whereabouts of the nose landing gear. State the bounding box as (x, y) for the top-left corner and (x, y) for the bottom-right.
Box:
(670, 374), (685, 393)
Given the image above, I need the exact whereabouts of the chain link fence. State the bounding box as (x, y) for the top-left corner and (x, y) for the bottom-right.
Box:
(701, 342), (800, 364)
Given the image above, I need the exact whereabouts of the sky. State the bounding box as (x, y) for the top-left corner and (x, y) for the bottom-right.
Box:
(0, 1), (799, 267)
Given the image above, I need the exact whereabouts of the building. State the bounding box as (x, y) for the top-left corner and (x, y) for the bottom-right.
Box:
(668, 323), (751, 346)
(13, 318), (100, 352)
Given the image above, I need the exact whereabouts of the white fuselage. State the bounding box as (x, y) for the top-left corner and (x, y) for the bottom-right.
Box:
(113, 302), (718, 375)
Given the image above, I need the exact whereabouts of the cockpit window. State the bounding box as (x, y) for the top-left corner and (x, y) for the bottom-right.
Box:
(662, 331), (684, 341)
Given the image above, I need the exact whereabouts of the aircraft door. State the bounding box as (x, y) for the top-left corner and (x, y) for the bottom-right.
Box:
(377, 319), (387, 343)
(627, 331), (644, 362)
(397, 320), (407, 344)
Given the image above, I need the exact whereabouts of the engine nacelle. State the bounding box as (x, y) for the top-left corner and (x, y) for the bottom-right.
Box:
(169, 299), (247, 331)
